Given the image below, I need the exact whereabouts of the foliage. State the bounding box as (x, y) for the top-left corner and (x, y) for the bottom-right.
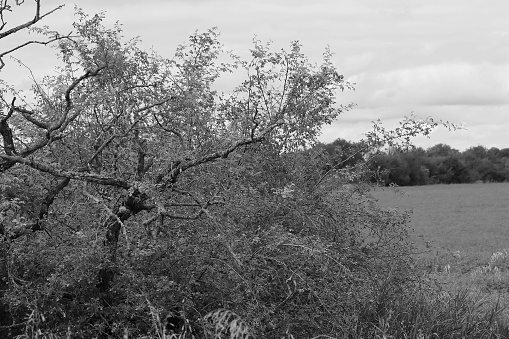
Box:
(366, 143), (509, 186)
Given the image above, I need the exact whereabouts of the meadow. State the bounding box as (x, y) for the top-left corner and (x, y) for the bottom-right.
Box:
(372, 182), (509, 295)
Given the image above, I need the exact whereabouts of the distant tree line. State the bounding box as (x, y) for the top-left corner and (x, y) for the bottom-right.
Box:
(317, 139), (509, 186)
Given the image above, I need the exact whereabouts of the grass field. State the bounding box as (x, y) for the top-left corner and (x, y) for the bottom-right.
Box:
(372, 183), (509, 296)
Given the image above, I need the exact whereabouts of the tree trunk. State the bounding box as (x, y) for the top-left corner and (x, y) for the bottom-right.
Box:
(96, 189), (153, 296)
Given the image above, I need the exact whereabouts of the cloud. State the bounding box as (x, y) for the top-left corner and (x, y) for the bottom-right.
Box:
(349, 62), (509, 108)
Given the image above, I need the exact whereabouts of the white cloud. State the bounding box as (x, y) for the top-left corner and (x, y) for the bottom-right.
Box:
(349, 63), (509, 108)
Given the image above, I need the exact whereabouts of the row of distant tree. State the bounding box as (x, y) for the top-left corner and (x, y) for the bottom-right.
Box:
(317, 139), (509, 186)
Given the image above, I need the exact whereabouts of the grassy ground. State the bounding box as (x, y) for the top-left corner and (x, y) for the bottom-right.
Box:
(372, 183), (509, 300)
(372, 183), (509, 262)
(366, 183), (509, 338)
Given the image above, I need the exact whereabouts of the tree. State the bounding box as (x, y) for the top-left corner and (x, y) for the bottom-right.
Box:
(463, 146), (508, 182)
(369, 147), (431, 186)
(1, 7), (456, 339)
(421, 144), (469, 184)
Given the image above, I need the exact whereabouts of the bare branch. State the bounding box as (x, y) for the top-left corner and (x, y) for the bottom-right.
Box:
(0, 34), (70, 71)
(0, 0), (67, 71)
(0, 1), (64, 39)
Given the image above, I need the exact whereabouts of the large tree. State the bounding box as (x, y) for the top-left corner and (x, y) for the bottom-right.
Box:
(1, 4), (454, 338)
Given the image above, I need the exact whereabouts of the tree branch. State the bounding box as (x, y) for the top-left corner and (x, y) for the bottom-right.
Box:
(0, 133), (65, 172)
(0, 154), (131, 188)
(0, 1), (64, 39)
(11, 106), (49, 129)
(152, 112), (184, 145)
(163, 121), (283, 184)
(47, 67), (105, 135)
(0, 97), (16, 155)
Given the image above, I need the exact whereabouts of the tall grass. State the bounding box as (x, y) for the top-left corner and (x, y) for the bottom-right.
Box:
(355, 281), (509, 339)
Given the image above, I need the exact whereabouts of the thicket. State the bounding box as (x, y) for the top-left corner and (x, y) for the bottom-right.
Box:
(1, 2), (508, 338)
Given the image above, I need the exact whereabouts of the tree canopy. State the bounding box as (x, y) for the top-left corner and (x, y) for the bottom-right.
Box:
(363, 143), (509, 186)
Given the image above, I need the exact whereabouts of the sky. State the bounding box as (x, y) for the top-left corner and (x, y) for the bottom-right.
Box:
(2, 0), (509, 151)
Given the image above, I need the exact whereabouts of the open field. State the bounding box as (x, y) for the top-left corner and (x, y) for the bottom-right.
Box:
(372, 183), (509, 295)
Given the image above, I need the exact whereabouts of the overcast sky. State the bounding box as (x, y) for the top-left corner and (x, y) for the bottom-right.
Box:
(3, 0), (509, 151)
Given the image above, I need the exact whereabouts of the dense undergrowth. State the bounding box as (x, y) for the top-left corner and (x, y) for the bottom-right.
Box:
(3, 153), (509, 338)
